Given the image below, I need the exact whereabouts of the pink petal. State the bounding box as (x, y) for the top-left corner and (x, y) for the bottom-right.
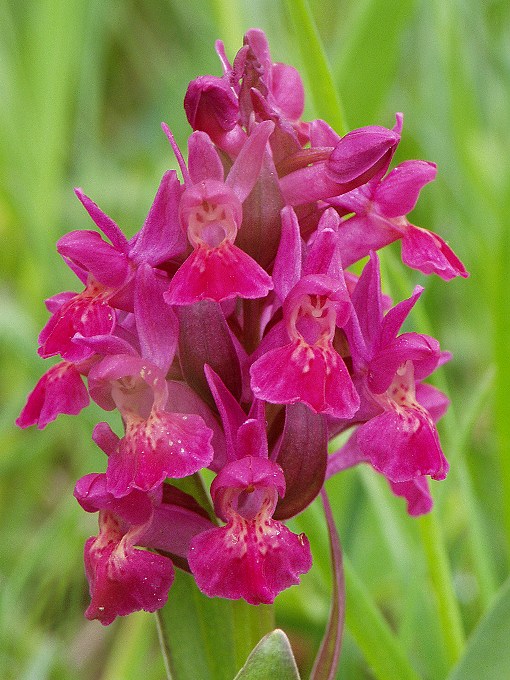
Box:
(272, 206), (302, 302)
(130, 170), (186, 265)
(309, 119), (339, 147)
(188, 518), (311, 605)
(74, 473), (154, 524)
(356, 406), (449, 482)
(327, 125), (400, 184)
(164, 242), (273, 305)
(16, 362), (89, 429)
(226, 120), (274, 203)
(84, 535), (174, 625)
(57, 231), (130, 289)
(184, 75), (239, 137)
(38, 290), (115, 362)
(401, 226), (469, 280)
(416, 383), (450, 422)
(271, 62), (305, 121)
(134, 264), (178, 373)
(106, 411), (214, 496)
(375, 160), (437, 218)
(388, 477), (433, 516)
(336, 213), (398, 268)
(250, 341), (359, 419)
(74, 189), (129, 253)
(187, 131), (225, 184)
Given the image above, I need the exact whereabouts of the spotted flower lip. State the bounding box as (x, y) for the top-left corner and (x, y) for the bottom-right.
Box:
(188, 455), (312, 605)
(16, 360), (89, 430)
(88, 353), (214, 497)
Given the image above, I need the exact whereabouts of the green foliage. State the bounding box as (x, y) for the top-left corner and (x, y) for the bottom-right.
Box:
(234, 629), (301, 680)
(2, 0), (510, 678)
(448, 577), (510, 680)
(157, 571), (274, 680)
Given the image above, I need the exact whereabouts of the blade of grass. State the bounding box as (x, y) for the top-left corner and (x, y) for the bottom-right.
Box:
(335, 0), (417, 126)
(283, 0), (347, 134)
(210, 0), (244, 54)
(343, 554), (421, 680)
(418, 511), (465, 665)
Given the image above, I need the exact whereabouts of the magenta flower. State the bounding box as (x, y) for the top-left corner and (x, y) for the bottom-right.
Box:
(75, 473), (212, 625)
(342, 252), (449, 482)
(326, 430), (434, 517)
(163, 121), (274, 305)
(250, 207), (359, 418)
(89, 353), (214, 497)
(188, 398), (311, 604)
(17, 28), (465, 632)
(330, 159), (468, 280)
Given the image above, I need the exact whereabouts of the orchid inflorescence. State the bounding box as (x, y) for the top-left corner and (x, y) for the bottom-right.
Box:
(17, 29), (467, 626)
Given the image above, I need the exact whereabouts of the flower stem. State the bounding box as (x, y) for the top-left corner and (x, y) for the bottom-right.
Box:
(155, 609), (175, 680)
(284, 0), (348, 135)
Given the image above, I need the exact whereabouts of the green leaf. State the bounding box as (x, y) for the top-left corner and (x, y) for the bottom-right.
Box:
(447, 577), (510, 680)
(157, 570), (274, 680)
(234, 629), (301, 680)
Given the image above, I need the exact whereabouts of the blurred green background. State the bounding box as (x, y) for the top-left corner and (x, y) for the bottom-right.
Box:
(1, 0), (509, 678)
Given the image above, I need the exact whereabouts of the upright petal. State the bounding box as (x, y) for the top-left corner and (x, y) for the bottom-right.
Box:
(74, 189), (129, 253)
(129, 171), (186, 265)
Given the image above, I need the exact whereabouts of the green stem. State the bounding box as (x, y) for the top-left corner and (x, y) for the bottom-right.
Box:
(284, 0), (348, 134)
(155, 610), (175, 680)
(418, 512), (465, 666)
(343, 555), (421, 680)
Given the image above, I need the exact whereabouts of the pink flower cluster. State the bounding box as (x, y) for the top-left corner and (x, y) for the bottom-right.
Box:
(17, 29), (467, 625)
